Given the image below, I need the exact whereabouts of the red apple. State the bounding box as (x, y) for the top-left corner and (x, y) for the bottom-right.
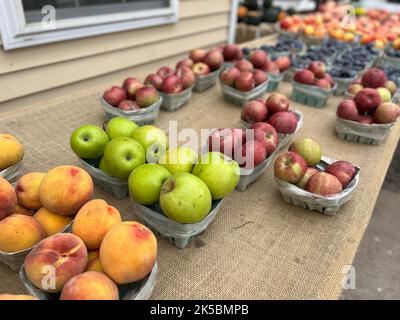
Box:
(220, 67), (241, 87)
(361, 68), (387, 88)
(203, 50), (224, 71)
(275, 56), (292, 72)
(354, 88), (381, 113)
(373, 102), (400, 124)
(294, 69), (315, 85)
(241, 100), (268, 124)
(208, 128), (244, 158)
(189, 49), (207, 63)
(325, 161), (356, 188)
(223, 44), (242, 62)
(336, 99), (360, 121)
(249, 50), (268, 69)
(135, 87), (160, 108)
(122, 78), (143, 100)
(268, 111), (298, 134)
(358, 115), (374, 124)
(192, 62), (210, 76)
(308, 61), (326, 78)
(176, 59), (194, 70)
(103, 86), (127, 107)
(235, 60), (254, 72)
(315, 78), (331, 89)
(296, 167), (320, 189)
(235, 71), (255, 92)
(274, 151), (308, 184)
(160, 75), (184, 94)
(144, 74), (163, 90)
(253, 70), (268, 86)
(305, 172), (343, 196)
(241, 140), (267, 168)
(266, 93), (290, 115)
(118, 100), (141, 112)
(261, 60), (280, 75)
(252, 123), (279, 156)
(176, 66), (195, 89)
(157, 67), (175, 80)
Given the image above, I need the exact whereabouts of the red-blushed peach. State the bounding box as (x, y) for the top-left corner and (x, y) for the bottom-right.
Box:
(0, 294), (38, 300)
(72, 199), (122, 250)
(13, 204), (34, 216)
(100, 222), (157, 284)
(86, 251), (104, 273)
(0, 134), (24, 170)
(34, 207), (73, 237)
(60, 271), (119, 300)
(0, 215), (45, 253)
(0, 177), (17, 221)
(15, 172), (46, 210)
(39, 166), (93, 216)
(24, 233), (88, 293)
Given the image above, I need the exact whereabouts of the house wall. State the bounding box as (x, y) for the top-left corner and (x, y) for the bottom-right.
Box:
(0, 0), (231, 105)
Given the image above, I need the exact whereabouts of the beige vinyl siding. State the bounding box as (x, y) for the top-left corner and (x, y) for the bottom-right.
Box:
(0, 0), (231, 103)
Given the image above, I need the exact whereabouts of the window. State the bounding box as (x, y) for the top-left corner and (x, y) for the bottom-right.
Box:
(0, 0), (179, 50)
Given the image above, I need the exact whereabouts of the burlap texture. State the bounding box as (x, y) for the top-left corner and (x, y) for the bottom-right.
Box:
(0, 36), (399, 299)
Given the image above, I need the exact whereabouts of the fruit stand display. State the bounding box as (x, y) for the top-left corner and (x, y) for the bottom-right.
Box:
(1, 34), (400, 300)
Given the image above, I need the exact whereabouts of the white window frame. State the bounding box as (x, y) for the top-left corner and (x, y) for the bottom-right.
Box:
(0, 0), (179, 50)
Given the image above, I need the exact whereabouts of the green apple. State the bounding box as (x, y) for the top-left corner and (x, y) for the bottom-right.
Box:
(288, 138), (322, 167)
(103, 137), (145, 179)
(131, 125), (168, 163)
(192, 152), (240, 200)
(160, 172), (212, 224)
(158, 147), (197, 174)
(70, 125), (109, 159)
(99, 157), (110, 175)
(128, 164), (171, 205)
(106, 117), (139, 139)
(377, 87), (392, 103)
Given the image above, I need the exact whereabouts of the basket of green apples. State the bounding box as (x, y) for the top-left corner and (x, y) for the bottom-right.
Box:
(128, 147), (240, 249)
(70, 118), (168, 199)
(274, 138), (360, 216)
(240, 95), (304, 151)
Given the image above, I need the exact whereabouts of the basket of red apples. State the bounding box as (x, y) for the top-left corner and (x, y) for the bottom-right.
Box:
(336, 92), (400, 145)
(292, 61), (337, 108)
(180, 48), (224, 92)
(240, 94), (304, 150)
(345, 68), (398, 103)
(220, 59), (269, 107)
(102, 79), (162, 125)
(274, 138), (360, 216)
(145, 65), (194, 112)
(207, 127), (278, 191)
(247, 49), (291, 92)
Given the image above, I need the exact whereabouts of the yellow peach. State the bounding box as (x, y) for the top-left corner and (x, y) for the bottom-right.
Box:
(72, 199), (121, 250)
(0, 134), (24, 170)
(86, 251), (104, 273)
(15, 172), (46, 210)
(34, 207), (73, 237)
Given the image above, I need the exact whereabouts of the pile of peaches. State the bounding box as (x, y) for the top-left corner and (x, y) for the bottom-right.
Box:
(0, 165), (157, 300)
(339, 68), (400, 125)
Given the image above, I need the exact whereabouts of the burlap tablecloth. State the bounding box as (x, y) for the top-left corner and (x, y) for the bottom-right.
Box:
(0, 36), (399, 300)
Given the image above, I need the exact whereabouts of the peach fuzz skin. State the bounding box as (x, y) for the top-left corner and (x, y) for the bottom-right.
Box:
(0, 134), (24, 170)
(0, 214), (45, 253)
(39, 166), (93, 216)
(24, 233), (88, 293)
(72, 199), (121, 250)
(86, 251), (104, 273)
(34, 207), (74, 237)
(60, 271), (119, 300)
(100, 222), (157, 284)
(15, 172), (46, 210)
(0, 177), (17, 221)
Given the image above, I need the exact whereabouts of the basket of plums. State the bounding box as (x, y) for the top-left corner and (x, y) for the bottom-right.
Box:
(274, 138), (360, 216)
(240, 94), (304, 150)
(291, 61), (337, 108)
(337, 68), (400, 145)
